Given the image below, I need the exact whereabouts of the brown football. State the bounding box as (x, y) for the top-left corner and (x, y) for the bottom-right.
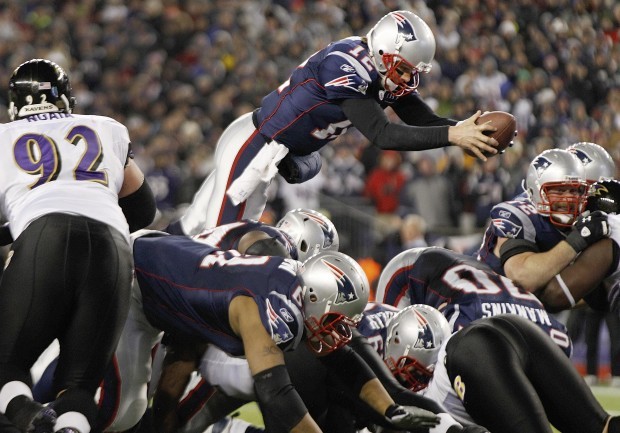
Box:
(475, 111), (517, 156)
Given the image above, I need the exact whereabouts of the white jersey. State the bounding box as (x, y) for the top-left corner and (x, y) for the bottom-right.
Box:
(0, 113), (130, 241)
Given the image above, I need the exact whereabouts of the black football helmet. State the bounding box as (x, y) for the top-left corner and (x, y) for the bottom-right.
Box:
(586, 179), (620, 214)
(8, 58), (75, 121)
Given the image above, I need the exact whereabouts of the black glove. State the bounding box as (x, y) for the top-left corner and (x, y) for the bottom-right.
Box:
(384, 404), (440, 429)
(565, 210), (610, 253)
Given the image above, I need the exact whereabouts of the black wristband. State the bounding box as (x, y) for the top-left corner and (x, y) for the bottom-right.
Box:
(565, 230), (587, 253)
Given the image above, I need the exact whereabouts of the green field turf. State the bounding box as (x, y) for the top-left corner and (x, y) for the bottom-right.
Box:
(236, 384), (620, 431)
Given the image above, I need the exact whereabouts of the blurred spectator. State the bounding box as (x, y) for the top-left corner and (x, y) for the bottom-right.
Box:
(364, 150), (406, 214)
(464, 156), (511, 228)
(401, 154), (457, 232)
(322, 144), (366, 198)
(373, 214), (428, 268)
(278, 169), (325, 212)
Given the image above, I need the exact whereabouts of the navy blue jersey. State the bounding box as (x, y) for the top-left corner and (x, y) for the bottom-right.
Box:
(192, 220), (298, 260)
(357, 302), (400, 358)
(256, 37), (408, 155)
(476, 193), (567, 275)
(376, 247), (572, 356)
(133, 234), (305, 356)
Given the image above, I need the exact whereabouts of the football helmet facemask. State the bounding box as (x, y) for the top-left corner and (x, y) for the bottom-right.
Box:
(300, 251), (369, 354)
(367, 10), (436, 97)
(525, 148), (588, 228)
(8, 58), (75, 121)
(567, 142), (615, 185)
(276, 208), (339, 262)
(384, 304), (451, 392)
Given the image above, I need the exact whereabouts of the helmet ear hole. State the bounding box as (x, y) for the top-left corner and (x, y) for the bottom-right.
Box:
(309, 290), (317, 303)
(300, 240), (308, 253)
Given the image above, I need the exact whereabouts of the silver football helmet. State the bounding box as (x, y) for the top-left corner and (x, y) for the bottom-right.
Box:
(525, 148), (587, 228)
(384, 304), (451, 392)
(367, 10), (435, 97)
(300, 251), (370, 354)
(276, 208), (339, 262)
(567, 142), (616, 184)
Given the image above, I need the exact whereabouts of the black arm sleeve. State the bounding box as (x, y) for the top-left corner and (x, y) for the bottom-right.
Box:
(499, 238), (540, 267)
(119, 180), (157, 232)
(392, 92), (458, 127)
(347, 330), (444, 413)
(340, 97), (450, 151)
(319, 344), (376, 397)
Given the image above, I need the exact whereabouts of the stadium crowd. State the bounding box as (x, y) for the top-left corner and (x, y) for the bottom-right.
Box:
(1, 0), (618, 242)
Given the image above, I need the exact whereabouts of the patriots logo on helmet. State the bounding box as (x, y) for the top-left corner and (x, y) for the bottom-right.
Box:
(391, 12), (418, 42)
(322, 259), (358, 304)
(492, 218), (522, 238)
(413, 310), (435, 349)
(569, 148), (593, 166)
(532, 156), (552, 177)
(266, 299), (294, 344)
(299, 211), (335, 248)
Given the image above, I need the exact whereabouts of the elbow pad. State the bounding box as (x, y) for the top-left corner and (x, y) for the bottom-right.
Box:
(119, 180), (157, 232)
(499, 238), (539, 267)
(278, 151), (322, 184)
(253, 365), (307, 433)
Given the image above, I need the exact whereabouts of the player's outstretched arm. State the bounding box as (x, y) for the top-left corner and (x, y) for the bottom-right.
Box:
(230, 296), (321, 433)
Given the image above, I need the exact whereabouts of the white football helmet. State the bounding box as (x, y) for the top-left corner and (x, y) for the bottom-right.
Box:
(567, 142), (616, 184)
(525, 148), (587, 228)
(276, 208), (339, 262)
(299, 251), (370, 354)
(384, 304), (451, 392)
(367, 10), (436, 97)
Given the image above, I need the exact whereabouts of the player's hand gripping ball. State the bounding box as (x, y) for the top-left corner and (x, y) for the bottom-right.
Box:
(476, 111), (517, 157)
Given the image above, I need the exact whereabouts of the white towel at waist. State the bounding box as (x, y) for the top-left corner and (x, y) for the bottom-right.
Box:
(226, 140), (289, 206)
